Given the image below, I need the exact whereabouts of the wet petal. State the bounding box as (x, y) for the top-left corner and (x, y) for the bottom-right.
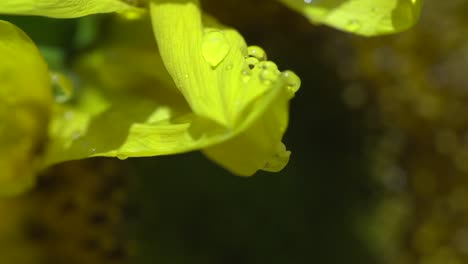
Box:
(44, 10), (300, 176)
(281, 0), (422, 36)
(0, 0), (143, 18)
(0, 20), (52, 195)
(150, 0), (299, 175)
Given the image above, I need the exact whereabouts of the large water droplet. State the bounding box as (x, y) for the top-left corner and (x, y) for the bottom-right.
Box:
(51, 72), (74, 103)
(201, 30), (231, 68)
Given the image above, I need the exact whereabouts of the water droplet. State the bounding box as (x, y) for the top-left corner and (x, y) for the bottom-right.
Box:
(201, 30), (231, 68)
(281, 70), (301, 96)
(118, 9), (145, 20)
(245, 57), (259, 70)
(258, 61), (278, 72)
(89, 148), (97, 154)
(51, 72), (74, 103)
(260, 70), (277, 82)
(117, 154), (128, 160)
(345, 19), (361, 32)
(247, 45), (267, 61)
(263, 142), (290, 172)
(225, 64), (233, 70)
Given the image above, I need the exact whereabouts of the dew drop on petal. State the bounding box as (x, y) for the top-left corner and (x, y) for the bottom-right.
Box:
(201, 30), (231, 68)
(245, 57), (259, 70)
(281, 70), (301, 96)
(260, 70), (277, 82)
(117, 153), (128, 160)
(263, 142), (291, 172)
(247, 45), (267, 61)
(258, 61), (279, 72)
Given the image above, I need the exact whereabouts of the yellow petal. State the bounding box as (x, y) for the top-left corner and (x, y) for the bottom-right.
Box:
(43, 9), (300, 176)
(0, 20), (52, 196)
(0, 0), (142, 18)
(281, 0), (422, 36)
(150, 0), (300, 175)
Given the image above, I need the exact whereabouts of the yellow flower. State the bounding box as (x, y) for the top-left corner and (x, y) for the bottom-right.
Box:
(0, 0), (424, 195)
(43, 0), (300, 176)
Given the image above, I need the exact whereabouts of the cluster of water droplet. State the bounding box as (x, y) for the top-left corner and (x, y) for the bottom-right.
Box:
(242, 45), (300, 98)
(199, 27), (301, 97)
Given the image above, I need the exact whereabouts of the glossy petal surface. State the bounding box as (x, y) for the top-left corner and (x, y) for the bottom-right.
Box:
(0, 0), (141, 18)
(281, 0), (422, 36)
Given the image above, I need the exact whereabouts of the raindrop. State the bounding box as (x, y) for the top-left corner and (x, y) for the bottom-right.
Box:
(260, 70), (277, 82)
(258, 61), (278, 72)
(51, 72), (74, 103)
(263, 142), (291, 172)
(201, 30), (231, 68)
(281, 70), (301, 96)
(245, 57), (259, 70)
(247, 45), (267, 61)
(117, 154), (128, 160)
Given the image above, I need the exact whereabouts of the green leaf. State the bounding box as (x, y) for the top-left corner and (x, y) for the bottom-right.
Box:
(0, 0), (143, 18)
(281, 0), (423, 36)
